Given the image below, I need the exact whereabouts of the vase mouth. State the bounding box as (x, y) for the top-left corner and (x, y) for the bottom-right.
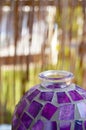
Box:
(39, 70), (74, 83)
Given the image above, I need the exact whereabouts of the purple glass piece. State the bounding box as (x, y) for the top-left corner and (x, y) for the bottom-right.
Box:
(12, 115), (18, 129)
(59, 104), (74, 120)
(32, 120), (44, 130)
(60, 122), (71, 130)
(40, 92), (54, 101)
(77, 102), (86, 118)
(27, 89), (40, 102)
(17, 123), (26, 130)
(21, 112), (32, 129)
(44, 121), (57, 130)
(84, 121), (86, 129)
(42, 103), (57, 120)
(16, 100), (27, 117)
(57, 92), (71, 104)
(74, 120), (83, 130)
(28, 100), (43, 118)
(69, 90), (83, 101)
(24, 85), (39, 98)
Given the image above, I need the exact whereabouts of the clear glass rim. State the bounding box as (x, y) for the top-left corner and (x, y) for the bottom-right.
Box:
(39, 70), (74, 83)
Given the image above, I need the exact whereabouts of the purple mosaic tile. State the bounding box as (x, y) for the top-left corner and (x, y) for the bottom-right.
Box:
(12, 115), (18, 129)
(28, 100), (43, 118)
(17, 123), (26, 130)
(40, 92), (54, 101)
(77, 102), (86, 118)
(59, 104), (74, 120)
(16, 100), (27, 117)
(68, 90), (83, 101)
(42, 103), (57, 120)
(57, 92), (71, 104)
(27, 89), (40, 102)
(32, 120), (44, 130)
(21, 112), (32, 129)
(84, 121), (86, 129)
(74, 120), (83, 130)
(60, 122), (71, 130)
(44, 121), (57, 130)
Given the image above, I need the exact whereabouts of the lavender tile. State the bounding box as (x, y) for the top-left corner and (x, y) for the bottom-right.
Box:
(59, 104), (74, 120)
(27, 89), (40, 102)
(74, 120), (83, 130)
(57, 92), (71, 104)
(77, 102), (86, 118)
(40, 92), (54, 101)
(32, 120), (44, 130)
(69, 90), (83, 101)
(28, 100), (43, 118)
(44, 121), (57, 130)
(16, 100), (27, 117)
(42, 103), (57, 120)
(21, 112), (32, 129)
(60, 122), (71, 130)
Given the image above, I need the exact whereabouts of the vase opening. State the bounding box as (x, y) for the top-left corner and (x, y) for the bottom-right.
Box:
(39, 70), (74, 88)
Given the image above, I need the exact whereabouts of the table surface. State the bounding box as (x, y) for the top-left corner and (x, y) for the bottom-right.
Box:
(0, 124), (11, 130)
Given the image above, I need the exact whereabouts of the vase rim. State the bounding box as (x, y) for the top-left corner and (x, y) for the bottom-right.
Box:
(39, 70), (74, 83)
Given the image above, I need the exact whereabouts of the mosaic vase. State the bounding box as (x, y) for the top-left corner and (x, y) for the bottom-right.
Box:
(12, 70), (86, 130)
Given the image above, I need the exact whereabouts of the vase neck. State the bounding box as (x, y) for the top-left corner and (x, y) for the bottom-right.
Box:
(39, 70), (74, 88)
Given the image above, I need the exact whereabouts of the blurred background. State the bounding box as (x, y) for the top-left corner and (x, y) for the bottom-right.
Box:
(0, 0), (86, 128)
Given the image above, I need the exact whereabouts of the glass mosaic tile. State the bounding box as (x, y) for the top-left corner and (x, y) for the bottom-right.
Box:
(21, 112), (32, 129)
(57, 92), (71, 104)
(27, 89), (40, 102)
(42, 103), (57, 120)
(69, 90), (83, 101)
(40, 92), (54, 101)
(77, 102), (86, 118)
(74, 120), (83, 130)
(17, 123), (26, 130)
(28, 100), (43, 118)
(16, 100), (27, 117)
(32, 120), (44, 130)
(60, 122), (71, 130)
(59, 104), (74, 120)
(44, 121), (57, 130)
